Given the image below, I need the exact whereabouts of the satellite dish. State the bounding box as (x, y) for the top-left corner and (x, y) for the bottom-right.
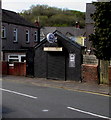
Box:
(47, 33), (55, 43)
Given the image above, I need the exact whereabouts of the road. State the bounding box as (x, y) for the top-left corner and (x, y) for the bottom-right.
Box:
(1, 79), (110, 119)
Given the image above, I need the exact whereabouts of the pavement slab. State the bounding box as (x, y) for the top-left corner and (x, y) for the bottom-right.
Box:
(2, 75), (111, 96)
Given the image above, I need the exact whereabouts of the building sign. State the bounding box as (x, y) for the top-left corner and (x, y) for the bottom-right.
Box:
(44, 47), (62, 51)
(69, 53), (76, 67)
(46, 33), (55, 43)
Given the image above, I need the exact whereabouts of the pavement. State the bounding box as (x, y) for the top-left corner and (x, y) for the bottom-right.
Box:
(2, 75), (111, 96)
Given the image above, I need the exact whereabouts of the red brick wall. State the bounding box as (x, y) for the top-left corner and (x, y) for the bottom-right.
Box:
(8, 62), (26, 76)
(82, 64), (111, 84)
(82, 64), (98, 83)
(2, 61), (8, 75)
(109, 66), (111, 85)
(2, 62), (26, 76)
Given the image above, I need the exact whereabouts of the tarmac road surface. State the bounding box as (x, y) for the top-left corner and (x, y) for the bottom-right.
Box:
(1, 79), (111, 119)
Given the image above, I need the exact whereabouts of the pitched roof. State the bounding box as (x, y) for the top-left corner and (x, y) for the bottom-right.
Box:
(34, 31), (84, 50)
(55, 31), (82, 50)
(41, 27), (86, 37)
(2, 9), (37, 28)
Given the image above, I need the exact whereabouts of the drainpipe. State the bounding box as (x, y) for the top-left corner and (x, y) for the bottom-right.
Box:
(34, 20), (40, 44)
(38, 27), (40, 44)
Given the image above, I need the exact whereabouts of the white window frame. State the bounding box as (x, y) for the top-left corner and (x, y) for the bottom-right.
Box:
(26, 29), (30, 43)
(34, 31), (38, 42)
(13, 28), (18, 42)
(8, 54), (26, 62)
(2, 26), (6, 38)
(8, 55), (19, 62)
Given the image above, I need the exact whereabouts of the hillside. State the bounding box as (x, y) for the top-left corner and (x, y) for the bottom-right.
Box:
(20, 5), (85, 28)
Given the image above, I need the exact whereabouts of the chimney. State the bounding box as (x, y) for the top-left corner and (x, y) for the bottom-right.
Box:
(75, 21), (80, 29)
(34, 20), (40, 27)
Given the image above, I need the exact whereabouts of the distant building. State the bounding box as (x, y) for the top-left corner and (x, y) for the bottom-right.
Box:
(40, 27), (86, 46)
(0, 1), (1, 62)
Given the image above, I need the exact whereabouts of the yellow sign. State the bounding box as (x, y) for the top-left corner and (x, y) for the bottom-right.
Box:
(44, 47), (62, 51)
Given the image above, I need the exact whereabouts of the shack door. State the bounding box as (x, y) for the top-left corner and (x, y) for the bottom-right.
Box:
(47, 52), (65, 80)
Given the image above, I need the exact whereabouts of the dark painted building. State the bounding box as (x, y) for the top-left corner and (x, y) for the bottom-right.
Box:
(2, 9), (39, 62)
(0, 1), (1, 62)
(27, 31), (84, 81)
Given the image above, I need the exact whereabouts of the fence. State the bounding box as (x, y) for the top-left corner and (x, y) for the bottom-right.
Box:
(109, 66), (111, 84)
(2, 61), (8, 75)
(82, 64), (111, 84)
(2, 61), (26, 76)
(2, 57), (111, 84)
(82, 64), (98, 83)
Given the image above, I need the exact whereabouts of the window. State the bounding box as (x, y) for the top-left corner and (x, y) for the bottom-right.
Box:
(8, 54), (26, 62)
(13, 28), (18, 42)
(26, 30), (29, 43)
(2, 26), (6, 38)
(8, 55), (19, 62)
(34, 31), (38, 42)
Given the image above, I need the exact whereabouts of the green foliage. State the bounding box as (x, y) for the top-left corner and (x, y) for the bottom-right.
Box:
(20, 5), (85, 27)
(89, 2), (111, 60)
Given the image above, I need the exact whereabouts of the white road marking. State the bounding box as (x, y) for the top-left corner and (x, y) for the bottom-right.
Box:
(42, 110), (49, 112)
(67, 107), (111, 120)
(0, 88), (37, 99)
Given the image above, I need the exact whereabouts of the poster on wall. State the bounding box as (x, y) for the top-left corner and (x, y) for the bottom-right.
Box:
(69, 53), (76, 67)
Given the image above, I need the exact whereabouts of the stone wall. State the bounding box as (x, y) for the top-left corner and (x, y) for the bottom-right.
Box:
(83, 55), (98, 65)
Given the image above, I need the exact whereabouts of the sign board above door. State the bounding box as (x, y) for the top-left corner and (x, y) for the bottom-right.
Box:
(43, 47), (62, 51)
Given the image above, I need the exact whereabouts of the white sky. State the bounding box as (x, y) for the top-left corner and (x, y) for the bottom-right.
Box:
(2, 0), (97, 12)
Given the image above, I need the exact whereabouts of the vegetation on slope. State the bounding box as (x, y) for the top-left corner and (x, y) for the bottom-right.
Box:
(20, 5), (85, 28)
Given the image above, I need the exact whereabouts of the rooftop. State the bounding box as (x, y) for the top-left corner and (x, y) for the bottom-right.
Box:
(2, 9), (37, 28)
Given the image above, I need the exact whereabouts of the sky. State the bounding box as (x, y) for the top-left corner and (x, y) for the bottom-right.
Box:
(2, 0), (97, 13)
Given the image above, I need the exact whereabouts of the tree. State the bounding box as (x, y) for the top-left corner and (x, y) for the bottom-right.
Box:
(20, 5), (85, 27)
(89, 2), (111, 84)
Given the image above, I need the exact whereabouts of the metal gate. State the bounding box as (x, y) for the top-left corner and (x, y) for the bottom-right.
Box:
(47, 52), (65, 80)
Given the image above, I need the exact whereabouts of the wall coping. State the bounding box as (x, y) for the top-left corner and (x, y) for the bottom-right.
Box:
(82, 64), (98, 67)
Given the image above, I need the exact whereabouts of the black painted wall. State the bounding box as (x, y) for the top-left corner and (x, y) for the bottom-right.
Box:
(34, 43), (47, 78)
(33, 33), (82, 81)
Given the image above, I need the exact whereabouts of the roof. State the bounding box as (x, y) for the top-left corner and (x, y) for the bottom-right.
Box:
(41, 27), (86, 37)
(2, 49), (28, 52)
(34, 31), (84, 51)
(55, 31), (82, 50)
(85, 3), (96, 24)
(2, 9), (37, 28)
